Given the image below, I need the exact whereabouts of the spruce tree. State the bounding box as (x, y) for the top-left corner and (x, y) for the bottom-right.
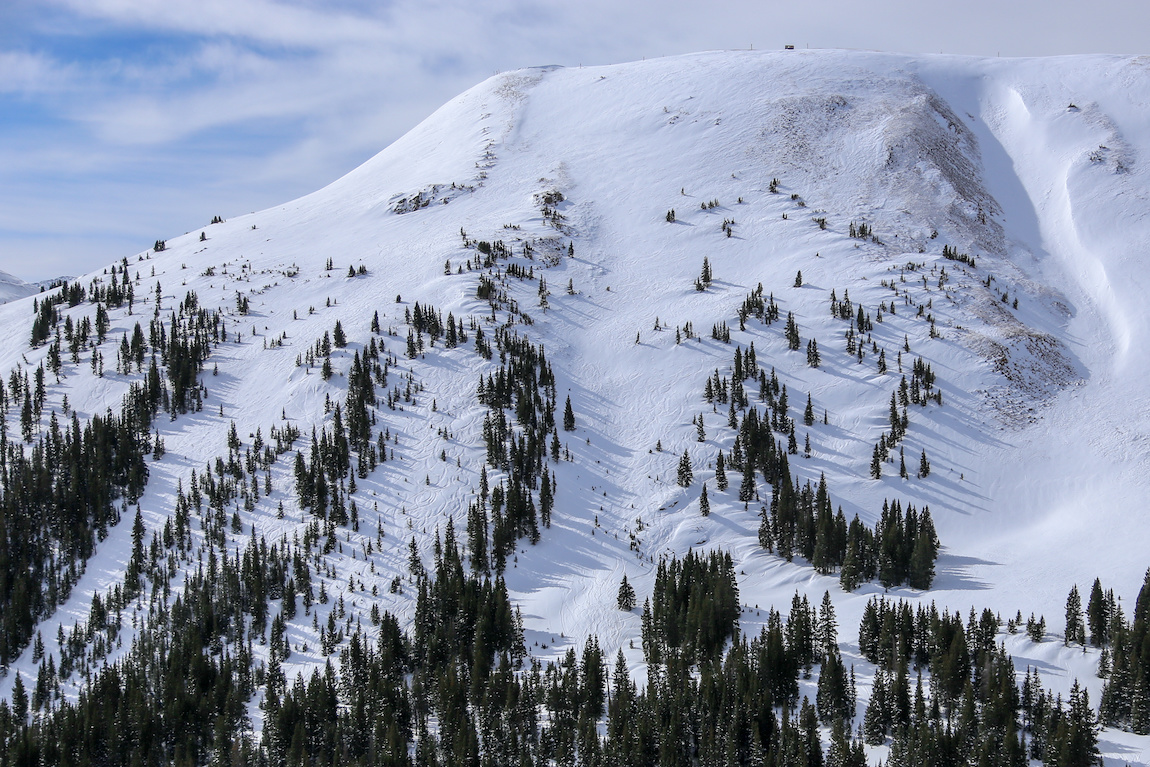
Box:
(699, 483), (710, 516)
(785, 312), (801, 351)
(840, 540), (862, 592)
(563, 396), (576, 431)
(908, 510), (938, 590)
(1066, 585), (1085, 645)
(863, 670), (888, 744)
(806, 338), (820, 367)
(715, 451), (728, 491)
(677, 450), (693, 488)
(917, 449), (930, 478)
(1087, 578), (1109, 647)
(617, 575), (636, 611)
(12, 673), (28, 721)
(818, 591), (838, 655)
(739, 462), (755, 502)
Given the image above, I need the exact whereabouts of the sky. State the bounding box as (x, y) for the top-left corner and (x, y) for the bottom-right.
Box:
(1, 0), (1146, 283)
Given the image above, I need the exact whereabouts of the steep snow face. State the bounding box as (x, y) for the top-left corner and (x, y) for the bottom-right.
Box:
(2, 49), (1150, 762)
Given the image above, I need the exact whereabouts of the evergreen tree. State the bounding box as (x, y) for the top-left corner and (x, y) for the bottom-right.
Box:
(818, 591), (838, 655)
(677, 450), (693, 488)
(11, 674), (28, 722)
(908, 510), (938, 590)
(1066, 585), (1085, 645)
(806, 338), (820, 367)
(715, 451), (728, 491)
(617, 574), (636, 611)
(1087, 578), (1109, 647)
(563, 395), (576, 431)
(917, 449), (930, 478)
(699, 483), (710, 516)
(863, 670), (888, 744)
(785, 312), (801, 351)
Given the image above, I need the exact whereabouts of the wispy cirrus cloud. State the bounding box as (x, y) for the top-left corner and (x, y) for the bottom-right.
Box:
(0, 50), (77, 94)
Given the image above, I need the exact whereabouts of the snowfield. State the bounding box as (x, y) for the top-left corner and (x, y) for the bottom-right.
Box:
(2, 48), (1150, 763)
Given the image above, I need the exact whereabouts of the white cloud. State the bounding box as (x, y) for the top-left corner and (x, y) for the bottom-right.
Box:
(49, 0), (391, 48)
(0, 51), (77, 93)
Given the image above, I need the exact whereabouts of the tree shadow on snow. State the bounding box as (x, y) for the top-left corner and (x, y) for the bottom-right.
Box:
(929, 552), (998, 591)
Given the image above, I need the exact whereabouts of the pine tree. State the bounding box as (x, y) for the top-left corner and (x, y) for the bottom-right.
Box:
(699, 483), (710, 516)
(563, 396), (576, 431)
(804, 393), (815, 426)
(12, 674), (28, 721)
(677, 450), (693, 488)
(1087, 578), (1109, 647)
(863, 670), (888, 744)
(917, 449), (930, 478)
(127, 506), (145, 592)
(840, 538), (862, 592)
(806, 338), (820, 367)
(1066, 585), (1085, 645)
(739, 461), (755, 502)
(785, 312), (801, 351)
(715, 451), (728, 491)
(818, 590), (838, 655)
(617, 574), (636, 611)
(899, 447), (908, 479)
(908, 510), (938, 590)
(870, 444), (882, 479)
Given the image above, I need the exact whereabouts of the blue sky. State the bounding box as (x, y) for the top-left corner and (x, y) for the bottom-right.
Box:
(2, 0), (1146, 282)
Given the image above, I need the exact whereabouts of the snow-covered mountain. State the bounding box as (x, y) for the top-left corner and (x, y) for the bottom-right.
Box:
(0, 271), (68, 304)
(2, 49), (1150, 763)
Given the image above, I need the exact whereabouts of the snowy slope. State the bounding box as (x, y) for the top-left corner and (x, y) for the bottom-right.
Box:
(0, 271), (67, 304)
(2, 49), (1150, 763)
